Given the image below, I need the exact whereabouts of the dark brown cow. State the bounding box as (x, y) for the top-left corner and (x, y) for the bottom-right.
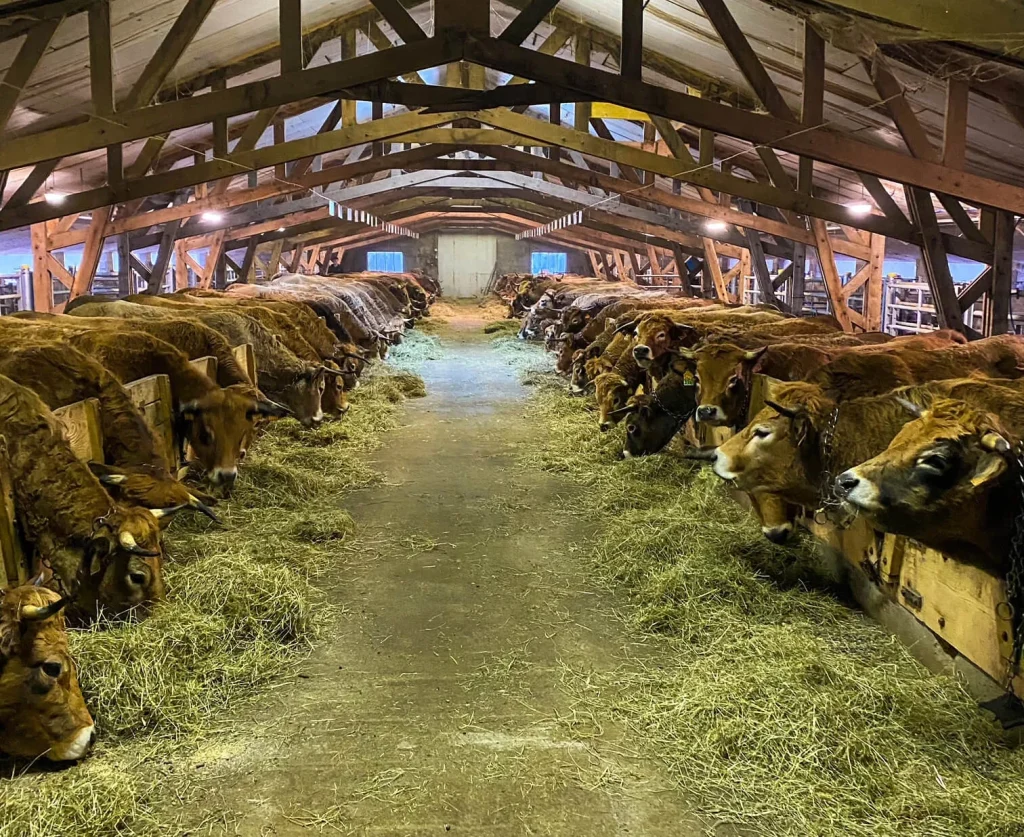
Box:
(0, 583), (94, 761)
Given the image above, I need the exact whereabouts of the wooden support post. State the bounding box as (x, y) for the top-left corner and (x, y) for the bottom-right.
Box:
(799, 22), (824, 195)
(810, 218), (855, 331)
(117, 233), (132, 296)
(89, 0), (122, 189)
(574, 32), (592, 132)
(372, 99), (385, 156)
(943, 77), (969, 169)
(30, 224), (51, 312)
(211, 71), (228, 158)
(743, 228), (782, 309)
(986, 211), (1014, 335)
(146, 217), (183, 294)
(436, 0), (488, 34)
(274, 117), (286, 181)
(289, 246), (304, 273)
(280, 0), (303, 74)
(790, 242), (806, 312)
(701, 238), (729, 301)
(239, 240), (258, 283)
(620, 0), (644, 81)
(0, 19), (59, 135)
(587, 250), (603, 278)
(906, 187), (965, 333)
(268, 240), (285, 278)
(341, 28), (358, 128)
(628, 249), (642, 281)
(174, 241), (189, 289)
(202, 230), (227, 289)
(370, 0), (427, 43)
(70, 206), (112, 299)
(865, 233), (885, 331)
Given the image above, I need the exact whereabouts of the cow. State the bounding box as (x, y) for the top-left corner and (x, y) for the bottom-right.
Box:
(0, 375), (178, 617)
(0, 320), (281, 491)
(0, 342), (215, 518)
(0, 582), (94, 761)
(836, 390), (1024, 571)
(618, 361), (699, 457)
(808, 334), (1024, 399)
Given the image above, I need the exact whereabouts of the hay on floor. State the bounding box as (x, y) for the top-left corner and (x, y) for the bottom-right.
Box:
(0, 364), (428, 837)
(520, 365), (1024, 837)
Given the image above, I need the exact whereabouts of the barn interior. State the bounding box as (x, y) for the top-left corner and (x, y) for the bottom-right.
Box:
(3, 1), (1024, 835)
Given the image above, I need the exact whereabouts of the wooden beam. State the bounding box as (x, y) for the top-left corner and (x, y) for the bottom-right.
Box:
(69, 207), (112, 299)
(88, 2), (115, 117)
(370, 0), (428, 43)
(864, 233), (885, 331)
(742, 226), (780, 308)
(701, 238), (729, 301)
(799, 22), (824, 195)
(46, 254), (74, 289)
(3, 159), (57, 210)
(117, 233), (132, 296)
(145, 218), (184, 294)
(906, 187), (964, 332)
(436, 0), (488, 34)
(0, 38), (459, 172)
(211, 71), (228, 158)
(364, 22), (427, 84)
(31, 224), (51, 312)
(239, 239), (258, 283)
(0, 19), (59, 134)
(507, 26), (573, 86)
(620, 0), (644, 81)
(942, 77), (969, 170)
(201, 231), (227, 289)
(280, 0), (304, 74)
(500, 0), (561, 44)
(987, 211), (1014, 336)
(463, 38), (1024, 214)
(810, 218), (854, 331)
(789, 242), (806, 312)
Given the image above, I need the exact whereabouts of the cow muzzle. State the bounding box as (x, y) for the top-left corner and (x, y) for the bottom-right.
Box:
(632, 345), (653, 366)
(49, 725), (96, 762)
(762, 523), (793, 544)
(210, 468), (238, 490)
(696, 405), (725, 424)
(835, 469), (878, 510)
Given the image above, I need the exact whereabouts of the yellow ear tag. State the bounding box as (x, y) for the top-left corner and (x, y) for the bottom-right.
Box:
(683, 371), (696, 387)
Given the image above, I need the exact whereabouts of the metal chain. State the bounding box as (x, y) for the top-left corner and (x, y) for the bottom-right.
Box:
(1005, 442), (1024, 679)
(651, 387), (695, 426)
(814, 405), (845, 524)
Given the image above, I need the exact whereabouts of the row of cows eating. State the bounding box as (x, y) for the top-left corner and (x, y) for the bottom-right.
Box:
(511, 274), (1024, 588)
(0, 271), (437, 763)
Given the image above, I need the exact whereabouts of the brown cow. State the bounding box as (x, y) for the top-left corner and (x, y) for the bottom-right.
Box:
(0, 375), (174, 617)
(0, 583), (94, 761)
(836, 393), (1024, 570)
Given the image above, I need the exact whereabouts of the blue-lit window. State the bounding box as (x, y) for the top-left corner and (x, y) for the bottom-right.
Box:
(367, 251), (404, 272)
(531, 252), (567, 275)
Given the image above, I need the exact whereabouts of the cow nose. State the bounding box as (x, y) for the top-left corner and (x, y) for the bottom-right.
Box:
(211, 468), (238, 488)
(835, 472), (859, 496)
(696, 405), (716, 422)
(633, 345), (651, 361)
(599, 422), (611, 433)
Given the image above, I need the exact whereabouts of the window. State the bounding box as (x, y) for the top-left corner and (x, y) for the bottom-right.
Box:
(531, 252), (567, 275)
(367, 251), (404, 272)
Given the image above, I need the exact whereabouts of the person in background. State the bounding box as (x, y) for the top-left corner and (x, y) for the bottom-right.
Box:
(325, 252), (344, 275)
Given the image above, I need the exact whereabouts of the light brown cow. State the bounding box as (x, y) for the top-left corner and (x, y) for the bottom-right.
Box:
(0, 583), (94, 761)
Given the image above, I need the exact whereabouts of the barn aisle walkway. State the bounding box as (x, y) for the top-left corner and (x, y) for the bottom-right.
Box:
(176, 320), (698, 836)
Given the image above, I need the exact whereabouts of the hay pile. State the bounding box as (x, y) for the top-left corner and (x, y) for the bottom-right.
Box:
(0, 362), (427, 837)
(521, 375), (1024, 837)
(482, 320), (520, 336)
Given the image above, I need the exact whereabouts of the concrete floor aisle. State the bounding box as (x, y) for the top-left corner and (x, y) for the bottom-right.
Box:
(175, 324), (699, 836)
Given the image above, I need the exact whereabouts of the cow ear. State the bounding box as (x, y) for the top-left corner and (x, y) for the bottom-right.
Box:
(791, 409), (816, 450)
(743, 347), (768, 363)
(970, 451), (1008, 488)
(178, 401), (201, 420)
(669, 322), (695, 341)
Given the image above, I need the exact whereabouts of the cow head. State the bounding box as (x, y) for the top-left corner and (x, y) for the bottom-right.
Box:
(630, 315), (695, 368)
(835, 398), (1013, 563)
(78, 505), (167, 617)
(320, 361), (350, 418)
(706, 384), (829, 507)
(178, 385), (287, 491)
(678, 343), (766, 426)
(275, 366), (331, 428)
(0, 584), (94, 761)
(594, 372), (634, 432)
(88, 462), (219, 525)
(561, 308), (590, 334)
(751, 491), (796, 544)
(620, 365), (699, 457)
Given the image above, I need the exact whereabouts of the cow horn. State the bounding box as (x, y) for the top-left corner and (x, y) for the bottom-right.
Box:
(319, 365), (345, 378)
(255, 400), (293, 418)
(150, 504), (188, 520)
(20, 597), (70, 622)
(188, 494), (221, 523)
(980, 431), (1012, 454)
(893, 396), (924, 418)
(684, 447), (718, 461)
(335, 352), (367, 364)
(672, 348), (697, 360)
(764, 399), (799, 419)
(119, 532), (137, 550)
(98, 473), (128, 486)
(614, 319), (637, 335)
(607, 406), (634, 419)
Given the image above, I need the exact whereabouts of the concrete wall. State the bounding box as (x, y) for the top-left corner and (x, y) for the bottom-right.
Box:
(338, 228), (592, 284)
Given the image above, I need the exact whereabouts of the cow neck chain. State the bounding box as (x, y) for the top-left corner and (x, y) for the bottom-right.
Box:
(1005, 442), (1024, 679)
(651, 387), (694, 426)
(814, 404), (845, 523)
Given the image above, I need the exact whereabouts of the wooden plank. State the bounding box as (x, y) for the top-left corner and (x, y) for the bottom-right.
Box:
(436, 0), (488, 34)
(53, 398), (104, 464)
(898, 540), (1020, 694)
(371, 0), (428, 43)
(799, 23), (824, 195)
(47, 254), (74, 289)
(30, 223), (51, 313)
(0, 19), (59, 134)
(125, 374), (176, 471)
(942, 77), (969, 170)
(620, 0), (644, 81)
(987, 211), (1014, 336)
(0, 439), (25, 587)
(232, 344), (258, 384)
(280, 0), (304, 74)
(70, 206), (113, 299)
(701, 238), (729, 301)
(864, 233), (885, 331)
(742, 226), (779, 308)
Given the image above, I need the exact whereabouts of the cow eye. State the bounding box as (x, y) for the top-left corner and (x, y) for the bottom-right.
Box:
(917, 453), (948, 473)
(752, 427), (771, 440)
(627, 424), (638, 435)
(40, 661), (62, 679)
(729, 376), (742, 389)
(656, 332), (666, 341)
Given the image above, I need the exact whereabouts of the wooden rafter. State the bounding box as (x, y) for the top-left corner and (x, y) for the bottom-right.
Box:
(0, 19), (59, 134)
(369, 0), (427, 43)
(500, 0), (561, 44)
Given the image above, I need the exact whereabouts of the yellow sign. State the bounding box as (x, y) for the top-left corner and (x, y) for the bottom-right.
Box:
(590, 103), (651, 122)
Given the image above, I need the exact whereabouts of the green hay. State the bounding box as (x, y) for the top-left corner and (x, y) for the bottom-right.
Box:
(490, 336), (556, 378)
(0, 363), (428, 837)
(387, 331), (445, 371)
(483, 319), (520, 335)
(519, 364), (1024, 837)
(412, 317), (447, 335)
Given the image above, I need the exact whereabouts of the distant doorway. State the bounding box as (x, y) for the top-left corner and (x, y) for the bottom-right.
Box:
(367, 251), (405, 272)
(531, 251), (567, 275)
(437, 234), (497, 297)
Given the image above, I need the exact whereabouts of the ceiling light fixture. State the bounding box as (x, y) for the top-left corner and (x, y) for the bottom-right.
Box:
(44, 191), (67, 205)
(277, 227), (286, 232)
(846, 202), (873, 216)
(705, 220), (728, 233)
(201, 211), (223, 223)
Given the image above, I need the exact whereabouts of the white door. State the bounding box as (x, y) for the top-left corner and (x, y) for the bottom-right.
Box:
(437, 234), (497, 297)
